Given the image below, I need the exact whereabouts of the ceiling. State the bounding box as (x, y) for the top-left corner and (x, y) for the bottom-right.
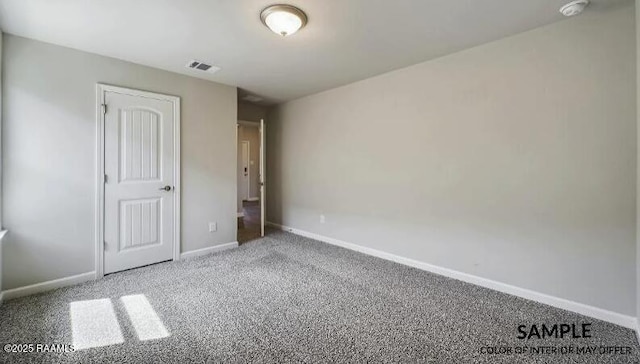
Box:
(0, 0), (627, 105)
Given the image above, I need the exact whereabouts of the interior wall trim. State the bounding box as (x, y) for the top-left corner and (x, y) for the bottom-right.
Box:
(179, 241), (239, 260)
(1, 271), (96, 302)
(0, 241), (240, 302)
(266, 221), (636, 329)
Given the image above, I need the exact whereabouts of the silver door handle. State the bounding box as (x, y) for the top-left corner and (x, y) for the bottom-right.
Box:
(159, 185), (172, 191)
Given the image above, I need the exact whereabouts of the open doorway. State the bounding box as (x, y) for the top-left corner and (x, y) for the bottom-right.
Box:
(237, 120), (265, 244)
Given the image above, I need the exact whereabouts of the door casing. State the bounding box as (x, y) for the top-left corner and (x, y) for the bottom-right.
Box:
(260, 118), (266, 237)
(94, 84), (181, 279)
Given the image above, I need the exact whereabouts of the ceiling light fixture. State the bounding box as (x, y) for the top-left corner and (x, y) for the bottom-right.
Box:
(260, 4), (307, 37)
(559, 0), (589, 17)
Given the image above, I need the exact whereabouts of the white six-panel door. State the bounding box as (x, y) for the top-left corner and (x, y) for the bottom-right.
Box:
(103, 89), (177, 274)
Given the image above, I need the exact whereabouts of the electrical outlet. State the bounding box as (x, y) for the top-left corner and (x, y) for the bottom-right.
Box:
(209, 222), (217, 232)
(320, 215), (326, 224)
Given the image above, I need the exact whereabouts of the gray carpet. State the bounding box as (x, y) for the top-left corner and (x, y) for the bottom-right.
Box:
(0, 230), (638, 363)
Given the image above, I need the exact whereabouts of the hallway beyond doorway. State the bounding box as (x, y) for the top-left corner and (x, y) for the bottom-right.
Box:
(238, 200), (260, 244)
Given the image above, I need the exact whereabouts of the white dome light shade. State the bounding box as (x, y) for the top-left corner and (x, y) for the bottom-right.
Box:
(265, 11), (302, 36)
(261, 5), (307, 37)
(559, 0), (589, 17)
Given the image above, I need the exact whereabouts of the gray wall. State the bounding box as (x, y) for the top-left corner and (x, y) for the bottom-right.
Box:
(2, 35), (238, 290)
(267, 3), (636, 315)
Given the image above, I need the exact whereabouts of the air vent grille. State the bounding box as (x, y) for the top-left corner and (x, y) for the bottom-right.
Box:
(186, 60), (220, 73)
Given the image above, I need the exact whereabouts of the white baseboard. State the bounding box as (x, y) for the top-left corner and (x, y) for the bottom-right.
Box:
(267, 221), (636, 329)
(0, 242), (240, 302)
(1, 271), (96, 302)
(247, 197), (259, 202)
(180, 241), (239, 260)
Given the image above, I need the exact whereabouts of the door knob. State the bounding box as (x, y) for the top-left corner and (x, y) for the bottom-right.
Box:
(159, 185), (172, 191)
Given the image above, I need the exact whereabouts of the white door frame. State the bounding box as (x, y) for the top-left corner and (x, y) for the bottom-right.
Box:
(260, 118), (265, 236)
(94, 84), (181, 279)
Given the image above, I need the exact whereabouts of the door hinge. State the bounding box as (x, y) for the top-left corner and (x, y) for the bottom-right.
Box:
(104, 174), (108, 183)
(102, 103), (108, 115)
(104, 241), (108, 251)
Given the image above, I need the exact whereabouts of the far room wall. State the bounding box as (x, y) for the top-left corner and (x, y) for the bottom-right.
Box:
(267, 3), (636, 316)
(2, 34), (238, 290)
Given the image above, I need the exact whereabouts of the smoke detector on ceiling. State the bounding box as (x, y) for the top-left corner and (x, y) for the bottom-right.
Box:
(559, 0), (589, 17)
(186, 60), (221, 73)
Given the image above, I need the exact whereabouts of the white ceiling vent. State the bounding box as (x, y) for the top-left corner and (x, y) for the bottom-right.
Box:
(186, 60), (220, 73)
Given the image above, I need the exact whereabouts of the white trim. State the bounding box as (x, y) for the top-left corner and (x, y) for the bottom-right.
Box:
(95, 84), (181, 279)
(0, 230), (8, 241)
(173, 89), (182, 264)
(180, 242), (239, 260)
(259, 119), (266, 237)
(267, 222), (636, 329)
(1, 242), (237, 302)
(95, 85), (105, 279)
(247, 197), (259, 202)
(237, 212), (245, 218)
(636, 318), (640, 345)
(1, 272), (96, 301)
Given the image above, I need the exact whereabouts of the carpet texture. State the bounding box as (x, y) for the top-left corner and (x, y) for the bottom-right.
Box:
(0, 230), (638, 363)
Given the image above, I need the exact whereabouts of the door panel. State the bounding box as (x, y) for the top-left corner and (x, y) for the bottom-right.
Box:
(119, 198), (161, 250)
(120, 109), (161, 182)
(104, 91), (175, 274)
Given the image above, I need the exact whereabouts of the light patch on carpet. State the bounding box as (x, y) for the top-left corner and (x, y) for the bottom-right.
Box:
(121, 294), (169, 341)
(70, 298), (124, 350)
